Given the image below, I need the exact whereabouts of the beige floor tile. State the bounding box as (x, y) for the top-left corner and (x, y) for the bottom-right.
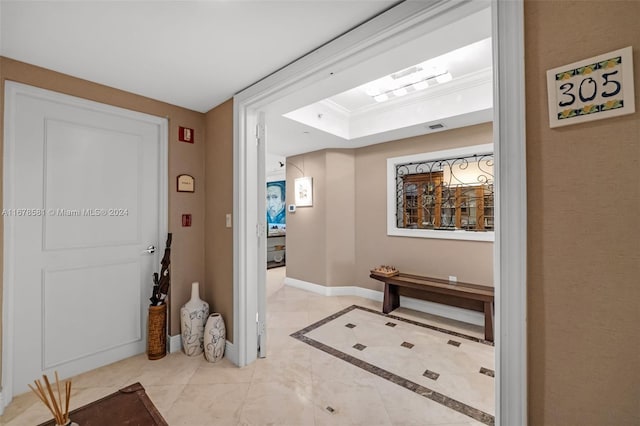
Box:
(70, 354), (148, 389)
(0, 390), (41, 425)
(310, 350), (373, 382)
(239, 380), (315, 426)
(189, 358), (256, 385)
(252, 347), (313, 386)
(265, 327), (310, 353)
(164, 383), (249, 426)
(312, 377), (392, 426)
(144, 383), (187, 415)
(267, 310), (310, 329)
(129, 352), (202, 386)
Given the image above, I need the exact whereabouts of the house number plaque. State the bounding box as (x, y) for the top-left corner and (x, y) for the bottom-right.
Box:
(546, 46), (635, 128)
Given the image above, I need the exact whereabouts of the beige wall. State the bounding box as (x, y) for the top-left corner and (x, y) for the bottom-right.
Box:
(286, 150), (328, 284)
(0, 57), (207, 344)
(286, 123), (494, 293)
(204, 99), (234, 342)
(524, 1), (640, 424)
(355, 123), (494, 291)
(325, 150), (357, 286)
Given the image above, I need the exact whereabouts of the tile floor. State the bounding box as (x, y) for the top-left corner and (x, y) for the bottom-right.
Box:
(1, 267), (493, 426)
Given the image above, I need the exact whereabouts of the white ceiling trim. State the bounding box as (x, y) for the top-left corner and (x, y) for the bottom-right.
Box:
(282, 66), (493, 141)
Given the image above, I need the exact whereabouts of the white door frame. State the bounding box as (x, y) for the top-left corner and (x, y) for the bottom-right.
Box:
(233, 0), (526, 424)
(1, 82), (169, 411)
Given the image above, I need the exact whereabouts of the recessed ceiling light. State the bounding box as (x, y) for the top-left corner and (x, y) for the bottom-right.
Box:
(393, 87), (408, 97)
(436, 72), (453, 84)
(374, 93), (389, 103)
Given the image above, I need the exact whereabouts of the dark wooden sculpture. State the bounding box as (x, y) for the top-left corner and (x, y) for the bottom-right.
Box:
(150, 233), (172, 306)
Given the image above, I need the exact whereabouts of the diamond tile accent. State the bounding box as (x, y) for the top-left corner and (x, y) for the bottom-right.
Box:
(345, 323), (356, 329)
(423, 369), (440, 380)
(447, 340), (461, 347)
(326, 406), (335, 413)
(353, 343), (367, 351)
(385, 322), (397, 327)
(479, 367), (495, 377)
(290, 305), (495, 425)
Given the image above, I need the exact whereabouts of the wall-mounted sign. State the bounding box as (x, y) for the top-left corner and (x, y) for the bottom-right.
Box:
(177, 174), (195, 192)
(546, 46), (635, 128)
(178, 126), (194, 143)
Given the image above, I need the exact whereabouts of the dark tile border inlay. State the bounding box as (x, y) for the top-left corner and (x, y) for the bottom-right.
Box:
(290, 305), (495, 425)
(401, 341), (414, 349)
(353, 343), (367, 351)
(345, 323), (356, 329)
(423, 369), (440, 380)
(448, 339), (461, 347)
(385, 321), (397, 327)
(480, 367), (495, 378)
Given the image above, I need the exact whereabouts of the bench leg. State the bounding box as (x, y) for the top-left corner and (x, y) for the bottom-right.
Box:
(484, 301), (494, 342)
(383, 283), (400, 314)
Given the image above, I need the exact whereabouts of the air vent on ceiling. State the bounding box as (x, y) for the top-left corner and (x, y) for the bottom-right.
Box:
(428, 123), (445, 130)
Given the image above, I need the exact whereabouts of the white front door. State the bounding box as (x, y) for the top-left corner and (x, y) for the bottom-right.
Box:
(3, 82), (166, 398)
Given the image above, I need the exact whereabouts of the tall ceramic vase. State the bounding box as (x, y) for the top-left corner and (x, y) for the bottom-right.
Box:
(180, 282), (209, 356)
(203, 313), (226, 362)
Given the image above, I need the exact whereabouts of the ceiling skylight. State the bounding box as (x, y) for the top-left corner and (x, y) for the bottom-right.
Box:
(362, 65), (453, 103)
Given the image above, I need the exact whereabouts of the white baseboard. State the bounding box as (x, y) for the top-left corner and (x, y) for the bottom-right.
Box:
(224, 340), (237, 364)
(283, 277), (483, 326)
(168, 334), (182, 353)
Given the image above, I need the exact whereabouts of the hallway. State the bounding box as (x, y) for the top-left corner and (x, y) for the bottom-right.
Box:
(1, 268), (492, 425)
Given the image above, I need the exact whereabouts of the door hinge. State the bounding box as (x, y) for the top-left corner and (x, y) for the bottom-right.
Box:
(256, 223), (266, 238)
(255, 124), (264, 145)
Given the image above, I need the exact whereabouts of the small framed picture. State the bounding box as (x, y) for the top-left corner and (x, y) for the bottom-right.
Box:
(177, 174), (195, 192)
(294, 177), (313, 207)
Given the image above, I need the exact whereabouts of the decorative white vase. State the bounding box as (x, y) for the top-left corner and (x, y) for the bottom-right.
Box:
(203, 313), (226, 362)
(180, 282), (209, 356)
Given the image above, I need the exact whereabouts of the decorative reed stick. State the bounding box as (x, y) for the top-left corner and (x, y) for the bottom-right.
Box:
(28, 372), (72, 425)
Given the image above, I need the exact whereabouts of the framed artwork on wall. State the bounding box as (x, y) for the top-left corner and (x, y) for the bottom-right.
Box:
(294, 177), (313, 207)
(266, 180), (286, 236)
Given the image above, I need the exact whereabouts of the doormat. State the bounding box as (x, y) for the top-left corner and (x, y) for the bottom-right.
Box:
(37, 382), (167, 426)
(291, 305), (495, 425)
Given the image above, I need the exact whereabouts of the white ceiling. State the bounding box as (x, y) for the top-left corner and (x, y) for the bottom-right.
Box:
(1, 1), (493, 165)
(0, 1), (397, 113)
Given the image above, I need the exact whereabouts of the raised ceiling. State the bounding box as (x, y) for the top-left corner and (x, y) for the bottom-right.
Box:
(264, 6), (493, 158)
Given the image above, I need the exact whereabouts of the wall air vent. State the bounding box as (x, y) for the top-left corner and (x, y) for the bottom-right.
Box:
(428, 123), (445, 130)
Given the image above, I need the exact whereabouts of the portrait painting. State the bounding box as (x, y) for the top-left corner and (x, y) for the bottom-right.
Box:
(266, 180), (286, 236)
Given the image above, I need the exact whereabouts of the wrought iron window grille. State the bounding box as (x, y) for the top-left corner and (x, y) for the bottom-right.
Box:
(395, 153), (494, 232)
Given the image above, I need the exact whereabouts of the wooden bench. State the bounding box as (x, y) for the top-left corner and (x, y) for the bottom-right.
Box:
(369, 272), (494, 342)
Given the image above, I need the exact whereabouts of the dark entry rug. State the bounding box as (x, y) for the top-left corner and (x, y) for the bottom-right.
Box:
(38, 382), (167, 426)
(291, 305), (495, 425)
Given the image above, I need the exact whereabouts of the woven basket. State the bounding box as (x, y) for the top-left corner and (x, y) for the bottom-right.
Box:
(147, 304), (167, 360)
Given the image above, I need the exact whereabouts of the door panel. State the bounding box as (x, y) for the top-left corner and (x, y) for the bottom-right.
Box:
(6, 83), (164, 396)
(43, 119), (141, 249)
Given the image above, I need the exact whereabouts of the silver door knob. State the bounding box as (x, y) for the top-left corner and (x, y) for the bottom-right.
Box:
(144, 245), (156, 254)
